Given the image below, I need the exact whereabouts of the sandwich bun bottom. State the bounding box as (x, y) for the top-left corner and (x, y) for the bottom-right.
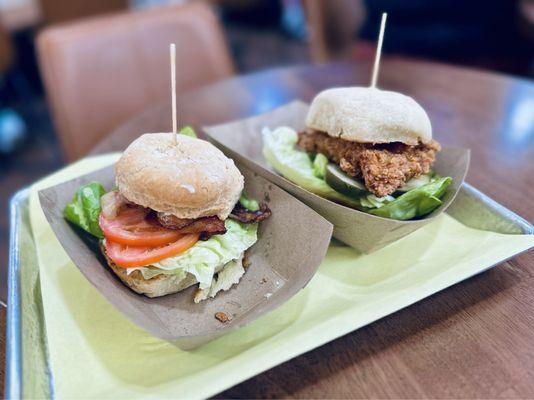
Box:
(102, 243), (234, 298)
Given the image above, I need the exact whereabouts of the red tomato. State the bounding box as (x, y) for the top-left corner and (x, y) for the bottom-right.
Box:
(104, 233), (200, 268)
(99, 207), (182, 246)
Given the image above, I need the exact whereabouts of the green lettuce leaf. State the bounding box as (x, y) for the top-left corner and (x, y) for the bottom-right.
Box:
(262, 127), (362, 208)
(63, 182), (106, 238)
(369, 177), (452, 220)
(134, 219), (258, 289)
(359, 194), (395, 209)
(179, 126), (197, 137)
(312, 153), (328, 179)
(239, 192), (260, 211)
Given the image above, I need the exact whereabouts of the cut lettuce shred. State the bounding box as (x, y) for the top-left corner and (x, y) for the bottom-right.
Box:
(129, 219), (257, 289)
(359, 194), (395, 209)
(193, 255), (245, 303)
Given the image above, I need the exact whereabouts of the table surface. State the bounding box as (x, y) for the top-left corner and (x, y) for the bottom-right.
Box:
(3, 59), (534, 398)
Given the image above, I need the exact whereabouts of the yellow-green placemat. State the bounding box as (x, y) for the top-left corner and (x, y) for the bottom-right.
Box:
(29, 155), (534, 399)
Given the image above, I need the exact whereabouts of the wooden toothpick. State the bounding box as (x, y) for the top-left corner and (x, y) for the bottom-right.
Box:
(370, 12), (387, 88)
(170, 43), (177, 143)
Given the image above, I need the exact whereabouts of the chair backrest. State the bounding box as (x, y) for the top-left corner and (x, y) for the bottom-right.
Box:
(39, 0), (128, 25)
(303, 0), (364, 62)
(37, 2), (234, 161)
(0, 23), (13, 74)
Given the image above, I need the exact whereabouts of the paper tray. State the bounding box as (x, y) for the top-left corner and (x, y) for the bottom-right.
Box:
(37, 162), (332, 344)
(204, 101), (470, 253)
(6, 182), (533, 399)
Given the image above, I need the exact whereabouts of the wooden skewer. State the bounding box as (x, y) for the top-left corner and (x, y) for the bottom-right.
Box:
(370, 12), (387, 88)
(170, 43), (177, 143)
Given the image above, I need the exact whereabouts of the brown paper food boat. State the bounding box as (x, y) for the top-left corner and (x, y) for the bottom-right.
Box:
(38, 161), (333, 347)
(204, 101), (470, 254)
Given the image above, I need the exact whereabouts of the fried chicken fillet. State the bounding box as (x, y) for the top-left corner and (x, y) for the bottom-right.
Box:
(298, 130), (441, 197)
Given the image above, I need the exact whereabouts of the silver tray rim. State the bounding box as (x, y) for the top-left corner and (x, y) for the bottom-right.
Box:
(5, 188), (28, 400)
(4, 183), (533, 399)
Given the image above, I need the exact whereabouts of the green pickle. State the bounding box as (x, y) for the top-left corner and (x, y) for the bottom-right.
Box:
(324, 164), (367, 198)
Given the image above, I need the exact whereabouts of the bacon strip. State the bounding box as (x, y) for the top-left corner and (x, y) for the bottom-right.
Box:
(174, 217), (226, 239)
(157, 213), (198, 230)
(157, 213), (226, 240)
(229, 202), (271, 223)
(156, 200), (271, 241)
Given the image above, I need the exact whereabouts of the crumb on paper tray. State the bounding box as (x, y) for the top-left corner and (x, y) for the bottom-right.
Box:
(242, 251), (252, 268)
(215, 312), (231, 323)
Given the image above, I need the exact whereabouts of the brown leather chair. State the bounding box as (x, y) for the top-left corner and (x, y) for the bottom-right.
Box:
(0, 24), (13, 74)
(39, 0), (128, 25)
(37, 2), (235, 161)
(303, 0), (365, 62)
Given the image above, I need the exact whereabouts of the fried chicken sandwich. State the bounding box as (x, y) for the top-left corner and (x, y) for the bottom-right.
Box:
(262, 87), (452, 220)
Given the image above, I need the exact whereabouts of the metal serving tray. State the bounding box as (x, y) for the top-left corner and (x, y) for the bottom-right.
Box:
(5, 184), (533, 399)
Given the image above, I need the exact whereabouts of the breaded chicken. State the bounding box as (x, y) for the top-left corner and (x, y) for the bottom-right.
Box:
(298, 130), (441, 197)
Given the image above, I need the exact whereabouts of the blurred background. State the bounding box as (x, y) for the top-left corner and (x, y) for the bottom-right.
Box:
(0, 0), (533, 302)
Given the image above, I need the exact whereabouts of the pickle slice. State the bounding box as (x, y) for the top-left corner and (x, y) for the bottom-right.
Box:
(324, 164), (368, 198)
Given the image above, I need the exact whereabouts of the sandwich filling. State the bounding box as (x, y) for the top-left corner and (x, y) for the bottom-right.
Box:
(156, 202), (270, 239)
(63, 130), (272, 300)
(64, 181), (271, 301)
(127, 219), (257, 288)
(99, 192), (270, 285)
(262, 126), (451, 221)
(298, 129), (441, 197)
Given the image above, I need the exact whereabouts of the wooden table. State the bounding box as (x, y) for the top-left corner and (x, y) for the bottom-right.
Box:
(3, 59), (534, 398)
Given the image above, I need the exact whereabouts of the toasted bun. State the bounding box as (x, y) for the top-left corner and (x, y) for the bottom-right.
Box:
(101, 244), (197, 297)
(109, 261), (199, 298)
(116, 133), (244, 219)
(102, 244), (227, 298)
(306, 87), (432, 145)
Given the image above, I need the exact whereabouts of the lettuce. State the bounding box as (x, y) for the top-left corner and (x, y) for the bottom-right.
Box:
(312, 153), (328, 179)
(133, 220), (258, 289)
(369, 177), (452, 220)
(63, 182), (106, 238)
(239, 192), (260, 211)
(262, 127), (362, 208)
(193, 255), (245, 303)
(179, 126), (197, 138)
(359, 194), (395, 209)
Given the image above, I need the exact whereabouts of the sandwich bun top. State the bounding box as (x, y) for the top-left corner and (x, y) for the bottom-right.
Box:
(116, 133), (244, 220)
(306, 87), (432, 145)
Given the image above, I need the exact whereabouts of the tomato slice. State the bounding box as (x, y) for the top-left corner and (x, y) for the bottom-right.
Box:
(99, 208), (182, 246)
(105, 233), (200, 268)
